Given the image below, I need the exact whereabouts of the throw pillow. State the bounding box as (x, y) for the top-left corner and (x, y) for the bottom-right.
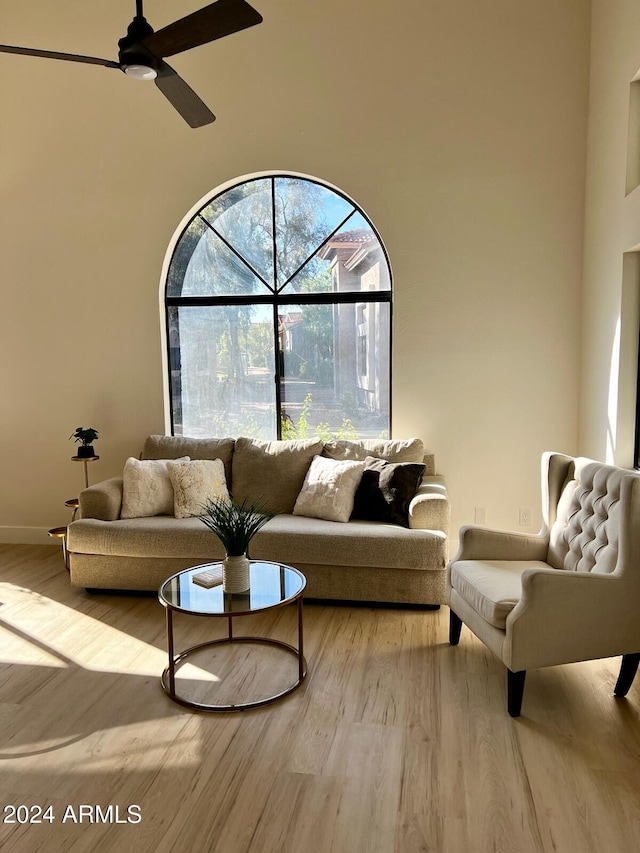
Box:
(351, 456), (425, 527)
(293, 456), (365, 523)
(121, 456), (189, 519)
(167, 459), (230, 519)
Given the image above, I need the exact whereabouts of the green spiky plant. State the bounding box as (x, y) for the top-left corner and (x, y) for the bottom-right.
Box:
(198, 497), (277, 557)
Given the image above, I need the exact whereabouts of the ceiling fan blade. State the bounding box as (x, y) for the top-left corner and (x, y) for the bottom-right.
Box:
(0, 44), (119, 68)
(154, 61), (215, 128)
(142, 0), (262, 58)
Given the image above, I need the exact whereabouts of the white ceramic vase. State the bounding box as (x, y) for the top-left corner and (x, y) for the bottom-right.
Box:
(222, 554), (250, 593)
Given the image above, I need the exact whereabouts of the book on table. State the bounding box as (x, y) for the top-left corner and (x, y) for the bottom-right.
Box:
(192, 566), (223, 588)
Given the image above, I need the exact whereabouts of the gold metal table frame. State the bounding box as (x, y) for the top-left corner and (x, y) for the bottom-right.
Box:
(159, 561), (307, 712)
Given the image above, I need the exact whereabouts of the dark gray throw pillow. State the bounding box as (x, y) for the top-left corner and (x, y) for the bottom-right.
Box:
(351, 456), (425, 527)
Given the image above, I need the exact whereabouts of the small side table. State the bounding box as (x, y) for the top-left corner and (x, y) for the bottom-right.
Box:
(47, 526), (69, 569)
(48, 458), (99, 568)
(64, 497), (80, 521)
(71, 454), (100, 489)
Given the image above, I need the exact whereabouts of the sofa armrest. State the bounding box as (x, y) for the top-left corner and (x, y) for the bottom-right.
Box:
(408, 475), (450, 533)
(79, 477), (123, 521)
(451, 525), (548, 562)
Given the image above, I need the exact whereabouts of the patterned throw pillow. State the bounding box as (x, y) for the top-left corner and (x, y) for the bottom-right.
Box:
(167, 459), (230, 519)
(293, 456), (365, 523)
(121, 456), (189, 519)
(351, 456), (425, 527)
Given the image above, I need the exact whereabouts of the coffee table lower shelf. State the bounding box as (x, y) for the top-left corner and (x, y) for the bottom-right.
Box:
(161, 635), (307, 712)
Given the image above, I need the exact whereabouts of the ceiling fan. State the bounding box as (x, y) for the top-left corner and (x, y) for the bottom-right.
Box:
(0, 0), (263, 128)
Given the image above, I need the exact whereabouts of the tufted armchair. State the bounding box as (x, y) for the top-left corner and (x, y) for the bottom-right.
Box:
(447, 452), (640, 716)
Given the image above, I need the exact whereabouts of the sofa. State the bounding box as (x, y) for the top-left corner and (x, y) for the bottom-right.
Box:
(66, 435), (450, 605)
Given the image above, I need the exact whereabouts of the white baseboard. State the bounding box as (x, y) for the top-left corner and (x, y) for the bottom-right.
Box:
(0, 527), (58, 546)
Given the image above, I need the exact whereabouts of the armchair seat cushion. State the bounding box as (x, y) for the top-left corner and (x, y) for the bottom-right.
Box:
(450, 559), (550, 629)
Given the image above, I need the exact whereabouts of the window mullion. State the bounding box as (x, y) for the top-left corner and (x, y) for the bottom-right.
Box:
(276, 207), (357, 294)
(198, 213), (275, 293)
(273, 301), (283, 440)
(166, 291), (391, 308)
(271, 176), (278, 294)
(271, 177), (283, 438)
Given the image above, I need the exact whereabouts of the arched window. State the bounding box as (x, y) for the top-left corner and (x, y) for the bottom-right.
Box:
(163, 173), (392, 440)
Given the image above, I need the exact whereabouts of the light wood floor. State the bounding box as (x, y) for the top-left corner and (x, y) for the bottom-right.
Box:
(0, 545), (639, 853)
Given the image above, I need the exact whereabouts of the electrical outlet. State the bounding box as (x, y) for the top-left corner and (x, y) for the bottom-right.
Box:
(519, 507), (531, 526)
(474, 506), (487, 525)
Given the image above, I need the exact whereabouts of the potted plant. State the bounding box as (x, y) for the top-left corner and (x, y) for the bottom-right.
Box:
(70, 426), (99, 458)
(198, 497), (277, 592)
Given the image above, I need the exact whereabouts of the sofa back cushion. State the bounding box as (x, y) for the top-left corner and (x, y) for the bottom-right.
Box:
(232, 437), (323, 513)
(143, 435), (235, 487)
(322, 437), (433, 472)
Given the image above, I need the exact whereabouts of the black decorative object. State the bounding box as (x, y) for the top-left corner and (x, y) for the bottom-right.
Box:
(70, 426), (99, 458)
(351, 456), (425, 527)
(0, 0), (263, 127)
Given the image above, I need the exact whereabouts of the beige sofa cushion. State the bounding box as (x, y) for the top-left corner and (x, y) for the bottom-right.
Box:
(69, 516), (224, 559)
(68, 513), (446, 572)
(232, 437), (323, 513)
(143, 435), (235, 487)
(252, 515), (446, 570)
(322, 437), (428, 466)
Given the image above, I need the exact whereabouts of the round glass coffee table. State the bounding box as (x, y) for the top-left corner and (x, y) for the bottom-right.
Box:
(158, 560), (307, 712)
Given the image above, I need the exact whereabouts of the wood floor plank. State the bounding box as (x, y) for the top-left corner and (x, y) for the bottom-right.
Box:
(0, 544), (639, 852)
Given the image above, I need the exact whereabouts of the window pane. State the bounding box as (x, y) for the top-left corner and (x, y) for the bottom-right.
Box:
(200, 179), (275, 289)
(274, 177), (355, 289)
(279, 212), (391, 295)
(169, 305), (276, 438)
(279, 302), (390, 441)
(166, 218), (209, 297)
(168, 219), (267, 297)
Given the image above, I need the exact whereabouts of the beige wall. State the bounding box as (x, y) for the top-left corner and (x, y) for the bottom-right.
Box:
(1, 0), (590, 546)
(580, 1), (640, 466)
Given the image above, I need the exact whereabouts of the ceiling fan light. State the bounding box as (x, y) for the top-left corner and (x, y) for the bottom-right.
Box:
(123, 63), (157, 80)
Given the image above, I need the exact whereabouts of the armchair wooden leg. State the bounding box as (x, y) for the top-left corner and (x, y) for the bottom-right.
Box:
(614, 653), (640, 697)
(507, 669), (526, 717)
(449, 610), (463, 645)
